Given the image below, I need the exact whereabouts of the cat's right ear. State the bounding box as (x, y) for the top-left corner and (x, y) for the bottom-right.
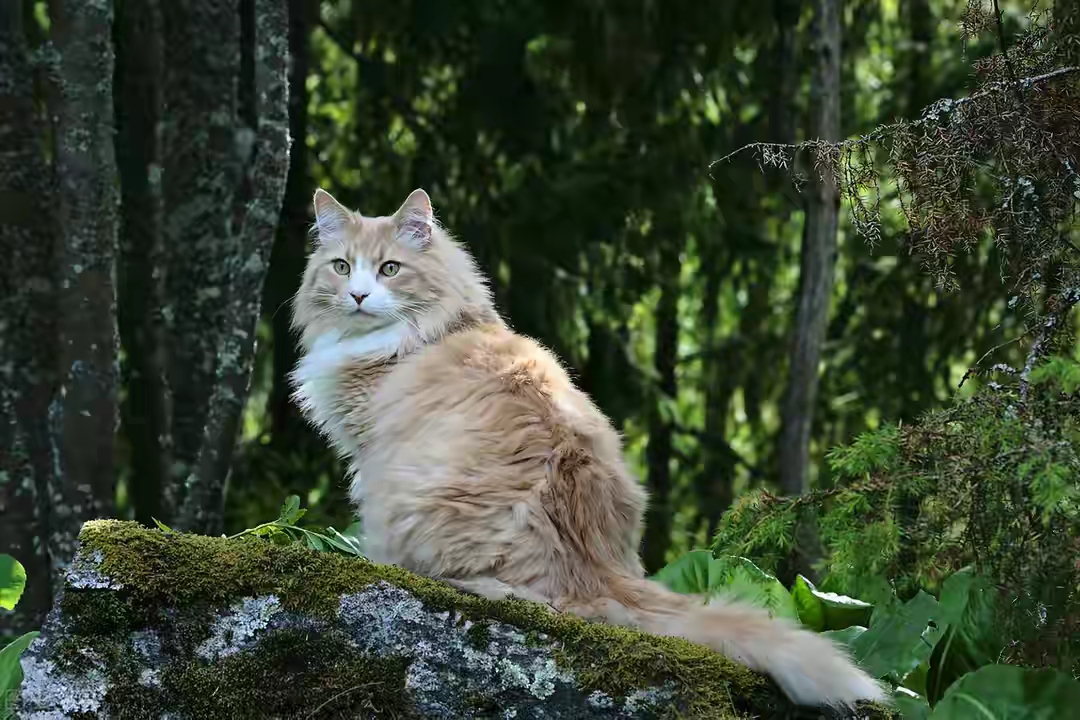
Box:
(313, 188), (351, 242)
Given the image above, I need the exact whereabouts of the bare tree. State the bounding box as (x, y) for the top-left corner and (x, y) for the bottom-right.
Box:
(167, 0), (291, 534)
(778, 0), (841, 497)
(46, 0), (121, 581)
(0, 0), (58, 635)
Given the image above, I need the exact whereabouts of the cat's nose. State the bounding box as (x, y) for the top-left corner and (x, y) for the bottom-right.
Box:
(351, 293), (368, 307)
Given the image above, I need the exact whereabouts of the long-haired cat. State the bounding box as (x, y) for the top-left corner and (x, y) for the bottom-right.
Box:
(291, 187), (885, 708)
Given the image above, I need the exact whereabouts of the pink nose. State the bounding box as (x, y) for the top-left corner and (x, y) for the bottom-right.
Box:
(351, 293), (368, 306)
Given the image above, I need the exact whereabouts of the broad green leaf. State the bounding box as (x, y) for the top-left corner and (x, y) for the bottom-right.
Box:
(852, 590), (942, 682)
(822, 625), (867, 646)
(792, 575), (825, 631)
(652, 552), (797, 620)
(929, 665), (1080, 720)
(0, 630), (39, 715)
(651, 550), (712, 595)
(151, 518), (175, 535)
(715, 558), (798, 621)
(792, 574), (873, 631)
(927, 569), (1002, 705)
(0, 555), (27, 611)
(892, 688), (930, 720)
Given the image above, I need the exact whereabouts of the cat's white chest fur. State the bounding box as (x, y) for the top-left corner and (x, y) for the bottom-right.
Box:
(292, 324), (407, 451)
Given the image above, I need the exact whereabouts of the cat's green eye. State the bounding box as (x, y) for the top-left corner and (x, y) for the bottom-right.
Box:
(331, 259), (350, 275)
(379, 261), (400, 277)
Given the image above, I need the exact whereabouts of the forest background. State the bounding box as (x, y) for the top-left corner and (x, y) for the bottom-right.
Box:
(2, 1), (1080, 713)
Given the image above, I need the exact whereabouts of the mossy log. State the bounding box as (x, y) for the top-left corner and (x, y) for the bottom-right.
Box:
(16, 521), (896, 719)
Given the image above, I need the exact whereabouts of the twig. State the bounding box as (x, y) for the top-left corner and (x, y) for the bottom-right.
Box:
(710, 65), (1080, 168)
(1019, 287), (1080, 402)
(958, 331), (1031, 389)
(307, 682), (381, 717)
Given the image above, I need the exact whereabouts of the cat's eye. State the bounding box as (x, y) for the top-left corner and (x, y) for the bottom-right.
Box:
(331, 259), (350, 275)
(379, 261), (400, 277)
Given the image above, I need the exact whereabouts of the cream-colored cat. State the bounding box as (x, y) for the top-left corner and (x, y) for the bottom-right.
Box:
(291, 187), (885, 708)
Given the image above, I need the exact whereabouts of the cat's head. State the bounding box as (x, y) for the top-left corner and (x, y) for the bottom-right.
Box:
(292, 188), (493, 349)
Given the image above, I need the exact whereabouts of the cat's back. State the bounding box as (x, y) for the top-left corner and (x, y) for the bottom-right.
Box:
(363, 322), (623, 469)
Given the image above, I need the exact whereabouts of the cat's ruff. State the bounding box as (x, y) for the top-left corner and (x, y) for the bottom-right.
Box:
(290, 187), (887, 709)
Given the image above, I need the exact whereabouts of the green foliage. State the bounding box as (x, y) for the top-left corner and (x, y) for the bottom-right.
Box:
(0, 556), (26, 612)
(791, 575), (872, 633)
(0, 631), (38, 720)
(709, 356), (1080, 674)
(0, 554), (33, 719)
(929, 666), (1080, 720)
(851, 591), (941, 685)
(651, 550), (797, 621)
(227, 496), (365, 557)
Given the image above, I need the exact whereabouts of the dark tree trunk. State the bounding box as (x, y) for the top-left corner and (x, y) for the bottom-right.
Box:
(46, 0), (120, 576)
(641, 235), (682, 574)
(115, 0), (168, 527)
(778, 0), (841, 498)
(265, 0), (315, 452)
(0, 0), (58, 635)
(172, 0), (291, 534)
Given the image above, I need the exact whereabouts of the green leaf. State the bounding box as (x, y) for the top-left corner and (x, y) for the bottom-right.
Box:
(927, 569), (1002, 705)
(652, 550), (713, 595)
(323, 527), (365, 556)
(652, 552), (798, 620)
(0, 555), (27, 612)
(0, 630), (39, 715)
(151, 518), (175, 535)
(792, 574), (873, 631)
(892, 688), (931, 720)
(822, 625), (867, 646)
(852, 590), (942, 682)
(929, 666), (1080, 720)
(277, 496), (305, 526)
(792, 575), (825, 631)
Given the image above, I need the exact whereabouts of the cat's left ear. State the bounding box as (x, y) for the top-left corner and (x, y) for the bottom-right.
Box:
(393, 188), (434, 250)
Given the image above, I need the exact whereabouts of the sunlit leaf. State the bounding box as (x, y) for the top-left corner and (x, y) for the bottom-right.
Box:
(0, 555), (27, 611)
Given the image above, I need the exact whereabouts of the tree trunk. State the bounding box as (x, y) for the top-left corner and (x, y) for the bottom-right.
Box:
(115, 0), (168, 528)
(264, 0), (315, 453)
(0, 0), (58, 635)
(904, 0), (933, 114)
(778, 0), (841, 497)
(641, 235), (682, 574)
(46, 0), (120, 579)
(172, 0), (291, 534)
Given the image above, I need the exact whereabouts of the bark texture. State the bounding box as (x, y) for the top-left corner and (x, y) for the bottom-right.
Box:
(778, 0), (842, 497)
(153, 0), (290, 534)
(0, 0), (58, 636)
(46, 0), (121, 586)
(176, 0), (291, 533)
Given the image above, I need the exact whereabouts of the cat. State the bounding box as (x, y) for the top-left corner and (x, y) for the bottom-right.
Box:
(290, 187), (886, 708)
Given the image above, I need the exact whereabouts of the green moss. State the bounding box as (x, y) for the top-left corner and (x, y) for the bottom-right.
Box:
(465, 620), (492, 650)
(159, 630), (413, 720)
(73, 520), (895, 719)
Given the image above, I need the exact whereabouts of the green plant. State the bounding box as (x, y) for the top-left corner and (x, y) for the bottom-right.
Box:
(201, 495), (365, 557)
(0, 554), (38, 720)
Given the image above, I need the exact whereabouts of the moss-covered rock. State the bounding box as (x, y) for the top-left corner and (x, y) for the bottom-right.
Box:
(16, 521), (896, 719)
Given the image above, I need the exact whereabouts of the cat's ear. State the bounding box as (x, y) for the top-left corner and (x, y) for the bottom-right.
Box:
(393, 188), (433, 250)
(312, 188), (351, 242)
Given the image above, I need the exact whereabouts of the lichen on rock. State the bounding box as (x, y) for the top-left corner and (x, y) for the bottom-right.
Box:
(15, 520), (897, 719)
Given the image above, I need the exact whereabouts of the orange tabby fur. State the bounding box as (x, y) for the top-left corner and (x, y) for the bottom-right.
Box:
(291, 188), (886, 708)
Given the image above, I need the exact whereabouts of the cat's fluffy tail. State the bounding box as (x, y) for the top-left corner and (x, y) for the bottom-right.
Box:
(574, 574), (886, 708)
